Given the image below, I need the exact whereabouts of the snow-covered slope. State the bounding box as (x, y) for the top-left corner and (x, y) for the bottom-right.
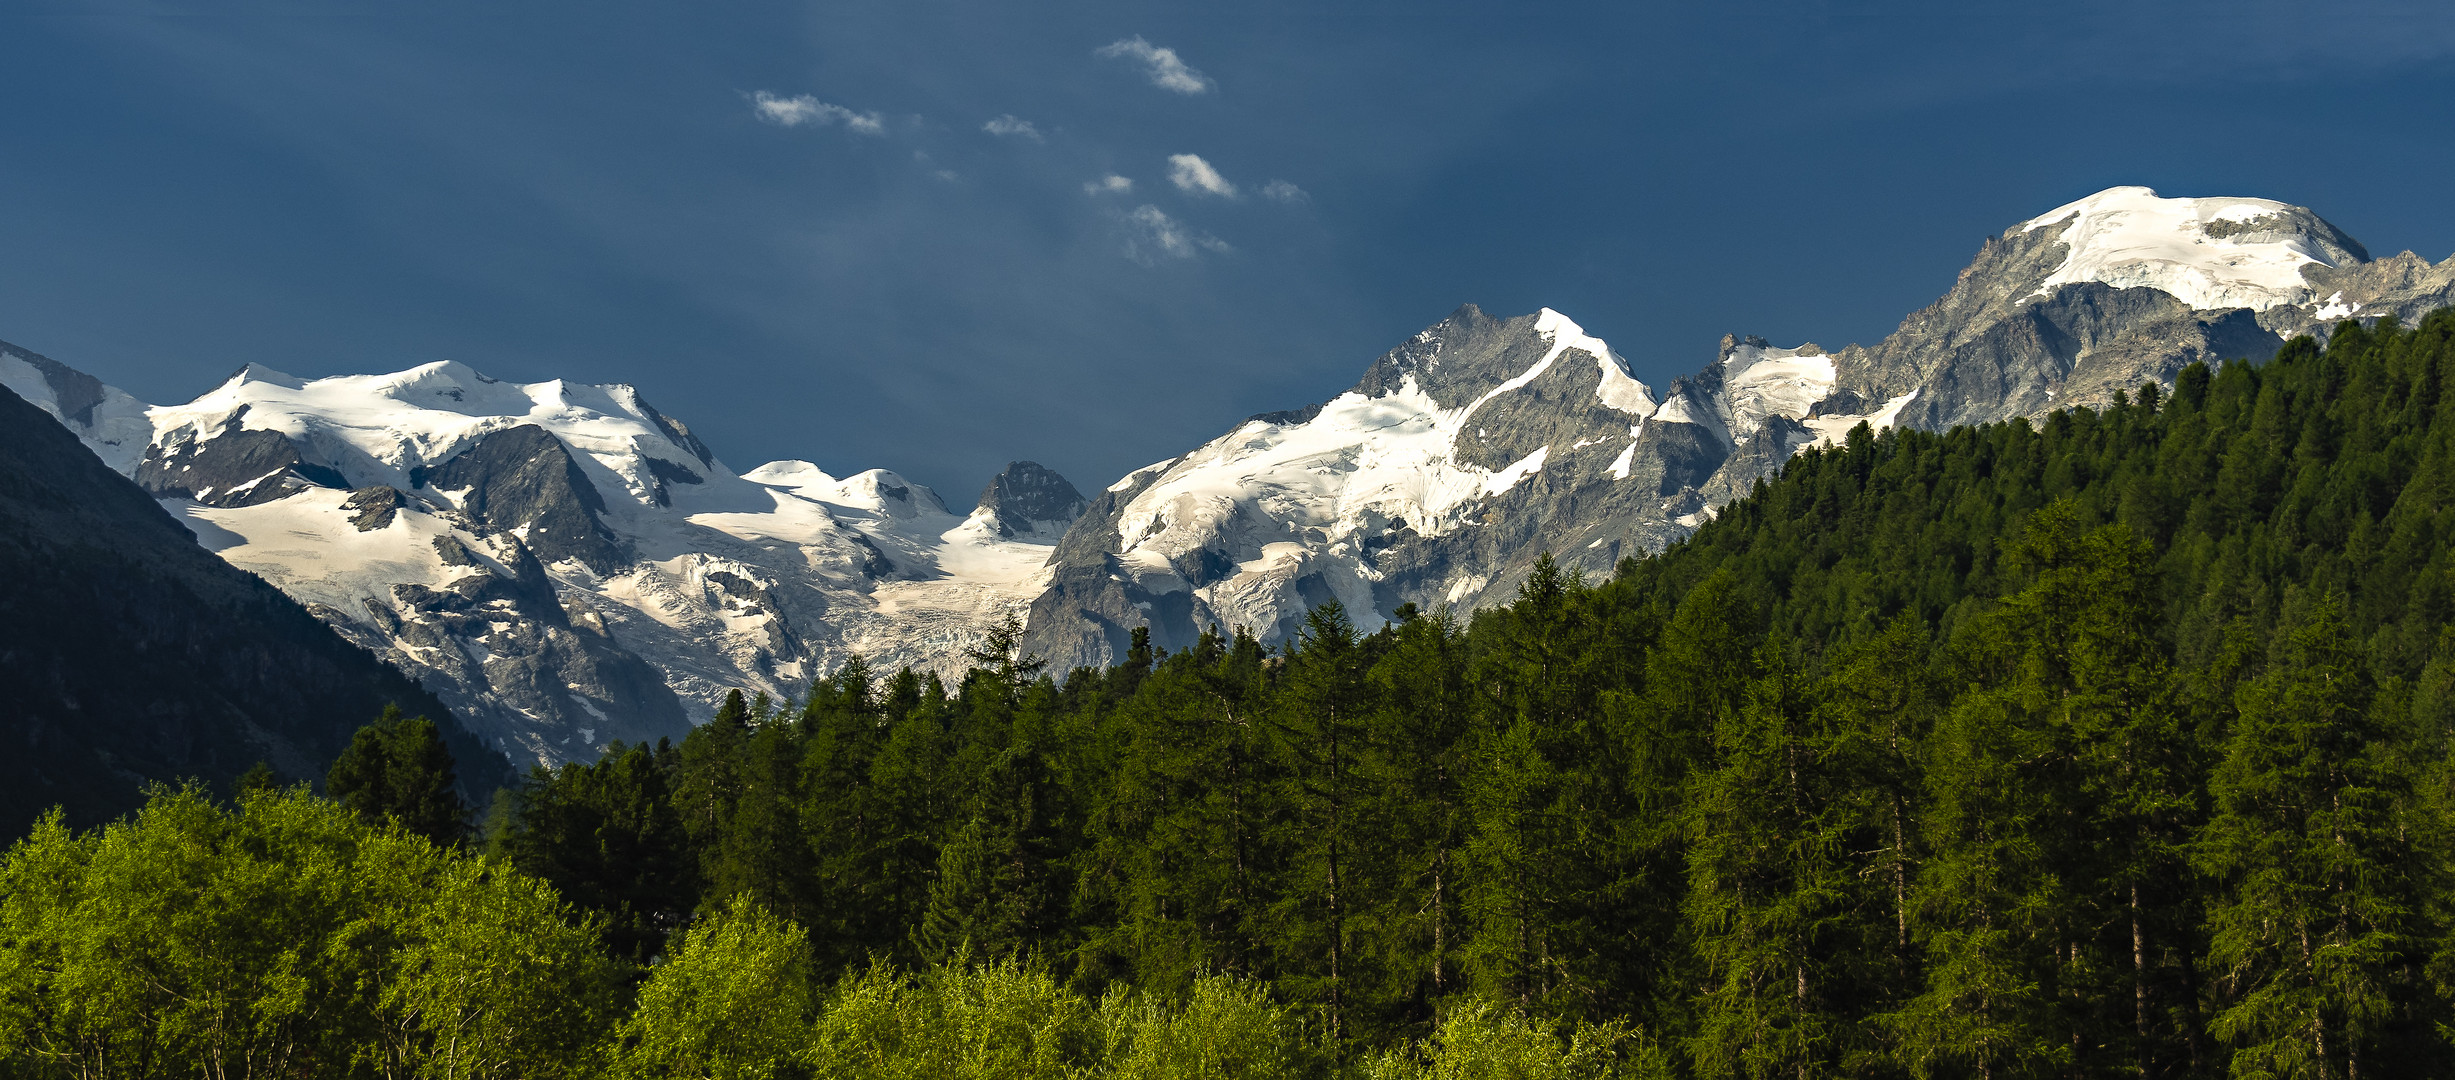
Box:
(4, 349), (1082, 765)
(1023, 307), (1924, 668)
(2020, 186), (2365, 312)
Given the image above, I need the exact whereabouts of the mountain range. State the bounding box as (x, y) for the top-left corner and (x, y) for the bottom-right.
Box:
(10, 185), (2451, 767)
(0, 365), (502, 829)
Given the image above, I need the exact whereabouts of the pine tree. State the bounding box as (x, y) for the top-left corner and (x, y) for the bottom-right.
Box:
(911, 742), (1064, 966)
(1460, 555), (1646, 1018)
(326, 704), (470, 847)
(1265, 600), (1381, 1051)
(1683, 638), (1857, 1079)
(2198, 595), (2436, 1077)
(1366, 605), (1473, 1029)
(1074, 628), (1276, 997)
(490, 741), (699, 963)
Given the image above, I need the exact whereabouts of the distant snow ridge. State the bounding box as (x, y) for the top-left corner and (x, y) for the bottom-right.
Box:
(0, 348), (1082, 766)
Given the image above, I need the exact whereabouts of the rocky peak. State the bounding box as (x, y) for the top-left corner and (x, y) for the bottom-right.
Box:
(425, 424), (630, 573)
(1349, 303), (1562, 409)
(975, 461), (1087, 537)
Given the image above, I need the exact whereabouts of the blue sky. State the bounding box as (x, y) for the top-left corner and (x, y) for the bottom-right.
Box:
(5, 1), (2453, 496)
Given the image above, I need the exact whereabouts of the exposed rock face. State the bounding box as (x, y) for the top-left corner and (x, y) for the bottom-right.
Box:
(425, 424), (629, 573)
(1831, 187), (2455, 427)
(7, 185), (2454, 760)
(976, 461), (1089, 538)
(1025, 306), (1706, 669)
(136, 412), (350, 507)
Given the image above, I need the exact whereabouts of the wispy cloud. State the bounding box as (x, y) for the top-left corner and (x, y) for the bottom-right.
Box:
(749, 91), (885, 134)
(982, 114), (1043, 141)
(1260, 179), (1309, 204)
(1083, 174), (1134, 195)
(1096, 36), (1214, 95)
(1167, 154), (1236, 198)
(1121, 205), (1229, 263)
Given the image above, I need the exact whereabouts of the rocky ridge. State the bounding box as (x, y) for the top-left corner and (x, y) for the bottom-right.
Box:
(0, 351), (1082, 765)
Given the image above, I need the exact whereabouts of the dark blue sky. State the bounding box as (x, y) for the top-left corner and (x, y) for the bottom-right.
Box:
(5, 1), (2453, 496)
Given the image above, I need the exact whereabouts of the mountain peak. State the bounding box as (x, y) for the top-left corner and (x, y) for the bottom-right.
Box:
(2018, 185), (2369, 311)
(225, 362), (308, 390)
(975, 461), (1087, 537)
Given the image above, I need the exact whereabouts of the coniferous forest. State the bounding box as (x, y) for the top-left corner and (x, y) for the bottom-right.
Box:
(13, 312), (2455, 1078)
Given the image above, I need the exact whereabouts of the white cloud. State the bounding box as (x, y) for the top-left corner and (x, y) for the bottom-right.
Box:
(982, 114), (1043, 141)
(1121, 204), (1229, 262)
(1167, 153), (1236, 198)
(749, 91), (885, 135)
(1083, 174), (1134, 195)
(1260, 179), (1309, 204)
(1095, 36), (1214, 94)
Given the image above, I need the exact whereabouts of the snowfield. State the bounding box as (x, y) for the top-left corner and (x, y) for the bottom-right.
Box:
(2022, 186), (2346, 312)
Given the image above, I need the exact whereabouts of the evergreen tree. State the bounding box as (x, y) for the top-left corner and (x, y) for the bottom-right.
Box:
(2197, 596), (2438, 1076)
(1074, 628), (1277, 995)
(1682, 638), (1858, 1079)
(491, 741), (699, 964)
(1265, 601), (1382, 1051)
(1461, 556), (1647, 1019)
(1366, 605), (1474, 1028)
(326, 704), (470, 847)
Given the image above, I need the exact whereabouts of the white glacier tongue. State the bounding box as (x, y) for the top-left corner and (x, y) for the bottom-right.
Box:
(2020, 186), (2352, 311)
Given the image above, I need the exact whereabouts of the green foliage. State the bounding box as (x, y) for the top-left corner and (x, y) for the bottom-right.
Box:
(489, 739), (699, 964)
(0, 784), (614, 1079)
(2196, 596), (2435, 1076)
(806, 957), (1096, 1080)
(1360, 1002), (1660, 1080)
(614, 896), (815, 1080)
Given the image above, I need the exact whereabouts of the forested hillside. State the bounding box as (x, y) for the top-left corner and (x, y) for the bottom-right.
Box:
(11, 312), (2455, 1077)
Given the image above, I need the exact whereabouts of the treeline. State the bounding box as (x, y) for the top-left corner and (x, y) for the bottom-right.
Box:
(9, 311), (2455, 1078)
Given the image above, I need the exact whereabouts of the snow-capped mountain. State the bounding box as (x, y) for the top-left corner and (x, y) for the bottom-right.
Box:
(9, 185), (2452, 753)
(1021, 306), (1911, 669)
(0, 347), (1083, 765)
(1024, 187), (2455, 669)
